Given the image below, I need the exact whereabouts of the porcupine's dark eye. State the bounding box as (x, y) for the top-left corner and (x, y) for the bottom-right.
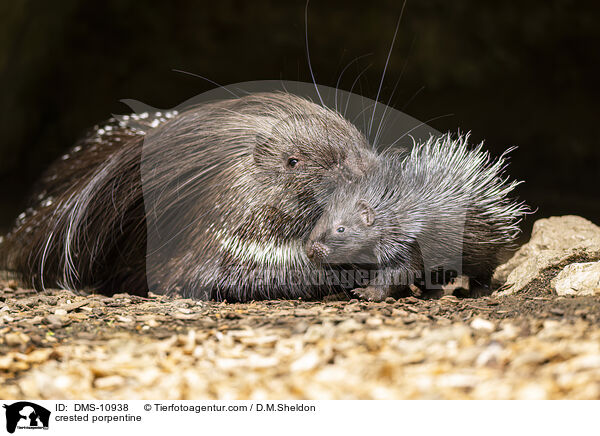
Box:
(336, 227), (345, 233)
(287, 157), (299, 168)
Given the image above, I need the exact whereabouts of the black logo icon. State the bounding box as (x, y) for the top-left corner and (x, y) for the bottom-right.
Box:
(2, 402), (50, 434)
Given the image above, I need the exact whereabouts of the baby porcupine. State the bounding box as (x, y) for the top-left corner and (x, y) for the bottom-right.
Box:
(0, 92), (378, 301)
(305, 133), (529, 301)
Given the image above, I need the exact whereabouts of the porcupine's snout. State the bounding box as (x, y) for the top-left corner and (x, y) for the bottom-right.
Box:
(305, 240), (330, 263)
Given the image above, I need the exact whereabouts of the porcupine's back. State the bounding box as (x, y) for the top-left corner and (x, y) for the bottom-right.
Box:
(0, 113), (170, 294)
(376, 133), (529, 285)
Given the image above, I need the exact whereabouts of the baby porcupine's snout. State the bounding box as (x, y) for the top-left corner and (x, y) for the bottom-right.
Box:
(305, 240), (329, 263)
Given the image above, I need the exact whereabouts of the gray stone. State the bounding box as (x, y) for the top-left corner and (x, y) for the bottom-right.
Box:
(551, 262), (600, 296)
(493, 216), (600, 295)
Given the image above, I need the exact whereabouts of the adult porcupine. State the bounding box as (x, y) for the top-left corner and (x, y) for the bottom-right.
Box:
(0, 92), (378, 301)
(305, 133), (529, 301)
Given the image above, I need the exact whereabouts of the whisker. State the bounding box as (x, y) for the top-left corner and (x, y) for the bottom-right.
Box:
(383, 113), (454, 154)
(373, 35), (417, 148)
(401, 85), (425, 112)
(343, 63), (372, 118)
(335, 53), (373, 114)
(172, 69), (239, 99)
(368, 0), (407, 137)
(304, 0), (326, 108)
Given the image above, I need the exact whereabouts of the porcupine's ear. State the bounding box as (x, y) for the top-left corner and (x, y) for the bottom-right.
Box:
(358, 200), (375, 227)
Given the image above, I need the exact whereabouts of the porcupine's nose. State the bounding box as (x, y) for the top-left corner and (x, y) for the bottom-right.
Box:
(306, 241), (329, 262)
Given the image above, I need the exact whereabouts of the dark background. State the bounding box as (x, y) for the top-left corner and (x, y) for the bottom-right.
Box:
(1, 0), (599, 236)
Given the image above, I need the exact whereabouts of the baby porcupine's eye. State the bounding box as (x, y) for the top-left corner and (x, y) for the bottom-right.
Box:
(336, 227), (345, 233)
(287, 157), (299, 168)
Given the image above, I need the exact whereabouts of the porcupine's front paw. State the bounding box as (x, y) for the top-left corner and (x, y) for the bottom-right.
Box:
(352, 285), (390, 302)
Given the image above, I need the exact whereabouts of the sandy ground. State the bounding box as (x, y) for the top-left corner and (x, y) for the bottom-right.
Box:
(1, 278), (600, 399)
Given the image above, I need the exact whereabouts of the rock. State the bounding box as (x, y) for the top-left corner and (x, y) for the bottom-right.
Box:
(240, 335), (279, 347)
(551, 262), (600, 296)
(475, 343), (504, 367)
(337, 318), (362, 333)
(56, 300), (89, 312)
(492, 323), (520, 341)
(4, 332), (30, 347)
(115, 315), (134, 323)
(365, 317), (383, 327)
(470, 317), (495, 333)
(516, 383), (549, 400)
(94, 375), (125, 389)
(0, 355), (14, 370)
(493, 216), (600, 295)
(510, 351), (547, 368)
(290, 351), (320, 372)
(44, 314), (64, 329)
